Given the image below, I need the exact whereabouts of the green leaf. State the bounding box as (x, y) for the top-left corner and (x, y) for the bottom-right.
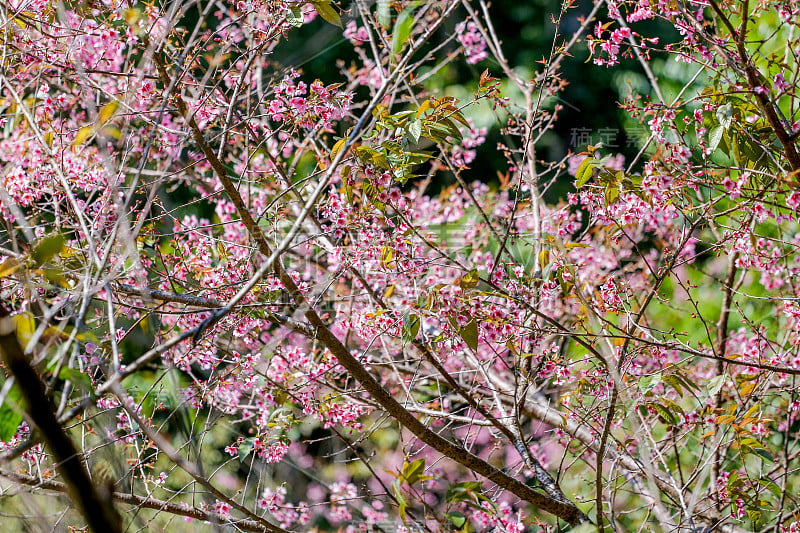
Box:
(376, 0), (391, 28)
(407, 119), (422, 143)
(287, 6), (303, 26)
(638, 372), (661, 394)
(672, 371), (700, 391)
(0, 380), (24, 441)
(716, 102), (733, 130)
(730, 131), (742, 164)
(708, 125), (724, 153)
(424, 120), (462, 143)
(380, 246), (394, 269)
(363, 180), (379, 200)
(405, 150), (433, 164)
(459, 269), (480, 290)
(604, 184), (620, 204)
(756, 477), (782, 499)
(402, 458), (428, 485)
(661, 398), (685, 417)
(445, 481), (483, 503)
(391, 9), (415, 54)
(59, 367), (93, 392)
(356, 146), (391, 169)
(459, 318), (479, 351)
(0, 257), (22, 278)
(734, 373), (758, 384)
(438, 117), (463, 141)
(402, 312), (421, 346)
(450, 110), (471, 129)
(238, 437), (256, 462)
(446, 511), (467, 528)
(382, 140), (405, 154)
(97, 100), (119, 124)
(707, 374), (725, 397)
(43, 266), (68, 286)
(575, 157), (595, 187)
(569, 524), (597, 533)
(661, 374), (684, 397)
(32, 233), (66, 266)
(652, 402), (680, 425)
(392, 478), (408, 520)
(740, 438), (773, 462)
(311, 0), (342, 27)
(331, 137), (348, 157)
(727, 469), (740, 492)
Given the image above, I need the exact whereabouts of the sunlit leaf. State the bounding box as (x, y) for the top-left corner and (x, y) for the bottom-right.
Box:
(376, 0), (391, 27)
(708, 125), (724, 153)
(384, 284), (395, 298)
(73, 125), (94, 146)
(407, 120), (422, 143)
(98, 101), (119, 124)
(575, 157), (594, 187)
(356, 146), (391, 169)
(380, 246), (394, 269)
(287, 6), (303, 27)
(716, 102), (733, 130)
(739, 381), (756, 396)
(12, 312), (35, 350)
(416, 100), (432, 117)
(459, 318), (478, 351)
(312, 0), (342, 28)
(331, 137), (348, 157)
(706, 374), (725, 397)
(123, 8), (141, 25)
(0, 258), (22, 279)
(32, 233), (66, 266)
(402, 312), (421, 346)
(401, 458), (426, 484)
(459, 269), (480, 290)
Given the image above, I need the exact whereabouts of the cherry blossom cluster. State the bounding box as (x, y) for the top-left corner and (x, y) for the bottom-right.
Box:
(266, 72), (353, 131)
(456, 21), (489, 64)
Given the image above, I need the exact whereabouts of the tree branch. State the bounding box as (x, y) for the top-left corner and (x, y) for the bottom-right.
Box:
(0, 470), (270, 533)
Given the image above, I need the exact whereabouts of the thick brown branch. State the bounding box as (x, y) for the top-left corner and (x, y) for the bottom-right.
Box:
(0, 306), (122, 533)
(0, 470), (269, 533)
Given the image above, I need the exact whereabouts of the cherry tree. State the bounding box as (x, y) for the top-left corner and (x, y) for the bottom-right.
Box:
(1, 0), (800, 531)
